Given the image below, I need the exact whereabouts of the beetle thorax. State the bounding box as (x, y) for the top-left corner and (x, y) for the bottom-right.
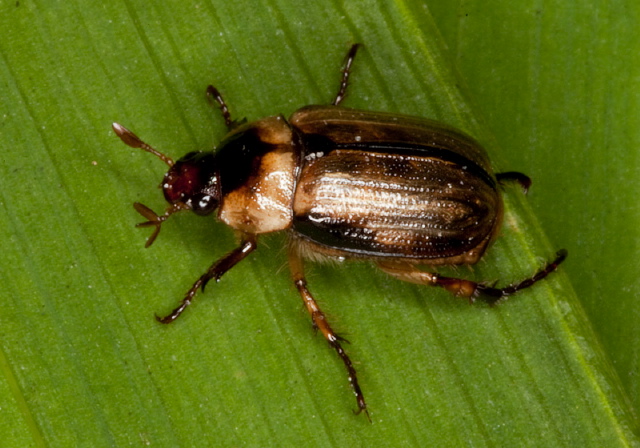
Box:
(217, 116), (298, 234)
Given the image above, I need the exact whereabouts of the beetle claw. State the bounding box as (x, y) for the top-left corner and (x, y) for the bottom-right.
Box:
(334, 333), (350, 344)
(201, 277), (215, 292)
(353, 405), (372, 423)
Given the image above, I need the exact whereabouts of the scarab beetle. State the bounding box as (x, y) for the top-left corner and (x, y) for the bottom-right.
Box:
(113, 44), (566, 419)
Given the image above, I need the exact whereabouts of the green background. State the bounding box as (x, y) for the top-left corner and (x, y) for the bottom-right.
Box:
(1, 0), (638, 446)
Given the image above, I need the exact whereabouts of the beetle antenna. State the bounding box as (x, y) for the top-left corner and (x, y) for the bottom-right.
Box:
(112, 122), (175, 167)
(134, 202), (188, 247)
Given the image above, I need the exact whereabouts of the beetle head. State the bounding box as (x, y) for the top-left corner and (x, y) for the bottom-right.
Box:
(112, 123), (221, 247)
(162, 151), (220, 216)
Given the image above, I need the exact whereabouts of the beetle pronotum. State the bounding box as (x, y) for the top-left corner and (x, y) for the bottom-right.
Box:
(113, 44), (566, 420)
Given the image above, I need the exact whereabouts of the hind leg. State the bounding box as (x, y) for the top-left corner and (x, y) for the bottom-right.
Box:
(377, 250), (567, 304)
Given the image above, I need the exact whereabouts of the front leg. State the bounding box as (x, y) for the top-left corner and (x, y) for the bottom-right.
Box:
(288, 245), (370, 421)
(206, 85), (247, 130)
(156, 236), (258, 323)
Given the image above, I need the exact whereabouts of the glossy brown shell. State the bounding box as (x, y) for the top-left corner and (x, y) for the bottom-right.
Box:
(290, 106), (502, 265)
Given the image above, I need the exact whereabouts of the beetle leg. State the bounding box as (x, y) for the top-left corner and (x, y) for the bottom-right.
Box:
(156, 236), (258, 323)
(475, 250), (567, 302)
(377, 249), (567, 304)
(288, 246), (370, 421)
(496, 171), (532, 194)
(332, 44), (361, 106)
(376, 261), (479, 298)
(206, 85), (247, 130)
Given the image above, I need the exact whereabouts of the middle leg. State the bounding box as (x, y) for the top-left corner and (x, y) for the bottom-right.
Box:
(288, 244), (370, 420)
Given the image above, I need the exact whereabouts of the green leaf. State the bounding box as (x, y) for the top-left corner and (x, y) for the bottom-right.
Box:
(0, 1), (637, 446)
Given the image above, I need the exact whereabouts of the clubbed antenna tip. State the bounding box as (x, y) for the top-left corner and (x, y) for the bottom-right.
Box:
(112, 122), (174, 167)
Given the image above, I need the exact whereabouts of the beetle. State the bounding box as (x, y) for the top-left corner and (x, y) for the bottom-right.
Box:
(113, 44), (566, 420)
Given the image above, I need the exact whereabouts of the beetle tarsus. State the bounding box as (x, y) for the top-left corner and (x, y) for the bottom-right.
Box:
(206, 85), (233, 128)
(155, 300), (190, 324)
(206, 85), (247, 130)
(332, 44), (361, 106)
(475, 249), (568, 302)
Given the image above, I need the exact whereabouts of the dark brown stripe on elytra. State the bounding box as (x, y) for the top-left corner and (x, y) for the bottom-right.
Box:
(300, 133), (496, 190)
(293, 215), (488, 259)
